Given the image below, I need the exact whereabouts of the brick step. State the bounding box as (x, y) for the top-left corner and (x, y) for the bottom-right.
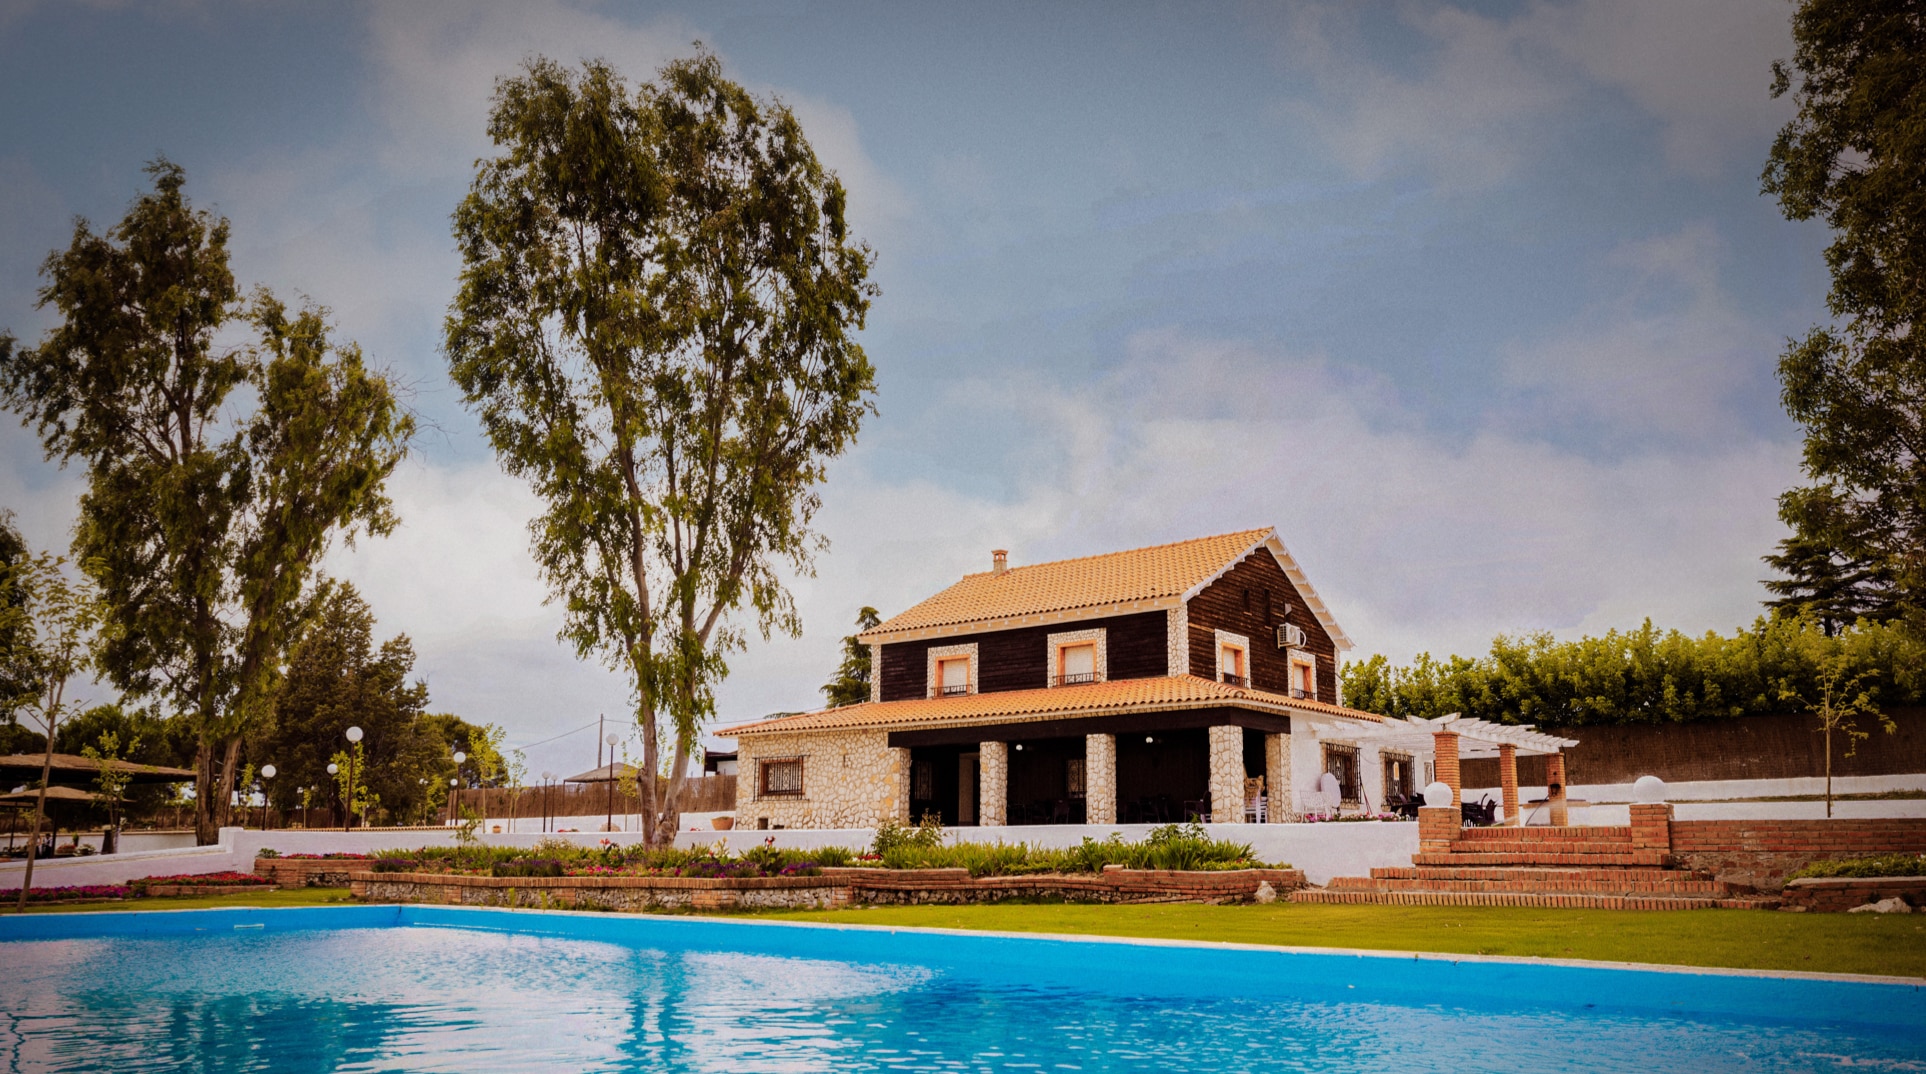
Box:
(1373, 866), (1700, 883)
(1444, 839), (1639, 856)
(1291, 889), (1776, 911)
(1415, 851), (1673, 868)
(1329, 876), (1732, 896)
(1454, 826), (1632, 842)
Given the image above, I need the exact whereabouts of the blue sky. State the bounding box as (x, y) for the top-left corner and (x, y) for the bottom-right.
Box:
(0, 1), (1826, 776)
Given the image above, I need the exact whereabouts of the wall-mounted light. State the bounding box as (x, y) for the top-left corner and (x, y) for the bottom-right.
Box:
(1014, 743), (1024, 751)
(1145, 736), (1155, 744)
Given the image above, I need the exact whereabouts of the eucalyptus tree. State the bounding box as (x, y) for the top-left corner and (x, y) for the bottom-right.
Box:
(1763, 0), (1926, 624)
(447, 54), (877, 842)
(0, 162), (413, 842)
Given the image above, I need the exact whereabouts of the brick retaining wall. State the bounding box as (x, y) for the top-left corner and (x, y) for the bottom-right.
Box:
(1668, 818), (1926, 891)
(1781, 875), (1926, 913)
(254, 858), (367, 887)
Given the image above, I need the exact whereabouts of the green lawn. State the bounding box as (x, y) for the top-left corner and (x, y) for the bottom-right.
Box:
(760, 902), (1926, 979)
(8, 886), (354, 915)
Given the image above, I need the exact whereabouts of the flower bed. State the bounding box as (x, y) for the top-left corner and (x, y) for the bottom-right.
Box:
(254, 856), (369, 887)
(0, 884), (133, 904)
(1789, 853), (1926, 881)
(132, 872), (276, 898)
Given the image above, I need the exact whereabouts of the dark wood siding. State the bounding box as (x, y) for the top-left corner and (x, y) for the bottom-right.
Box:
(876, 610), (1172, 702)
(1186, 551), (1341, 704)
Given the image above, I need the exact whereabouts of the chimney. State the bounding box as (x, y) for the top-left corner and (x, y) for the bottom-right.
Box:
(992, 549), (1008, 576)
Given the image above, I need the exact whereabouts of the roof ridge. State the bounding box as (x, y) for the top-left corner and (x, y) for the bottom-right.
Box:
(956, 527), (1271, 579)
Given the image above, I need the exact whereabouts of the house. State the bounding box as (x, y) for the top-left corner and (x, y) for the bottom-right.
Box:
(720, 528), (1421, 830)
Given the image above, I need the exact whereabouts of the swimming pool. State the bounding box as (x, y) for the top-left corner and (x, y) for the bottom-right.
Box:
(2, 906), (1920, 1072)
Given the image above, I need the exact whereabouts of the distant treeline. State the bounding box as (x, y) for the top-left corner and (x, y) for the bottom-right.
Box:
(1339, 617), (1923, 727)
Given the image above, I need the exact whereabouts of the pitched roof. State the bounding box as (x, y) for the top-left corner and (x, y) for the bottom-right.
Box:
(717, 674), (1384, 737)
(859, 527), (1351, 649)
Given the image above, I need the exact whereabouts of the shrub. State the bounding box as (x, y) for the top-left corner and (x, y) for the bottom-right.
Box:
(492, 859), (565, 878)
(0, 884), (132, 902)
(1790, 853), (1926, 880)
(130, 872), (270, 892)
(370, 858), (421, 873)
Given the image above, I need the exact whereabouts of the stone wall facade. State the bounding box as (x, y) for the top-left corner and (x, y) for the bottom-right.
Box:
(734, 729), (908, 830)
(979, 741), (1009, 826)
(1208, 724), (1244, 822)
(1265, 732), (1291, 822)
(1085, 733), (1117, 824)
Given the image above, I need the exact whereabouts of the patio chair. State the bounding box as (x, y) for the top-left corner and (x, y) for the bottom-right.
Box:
(1244, 777), (1266, 823)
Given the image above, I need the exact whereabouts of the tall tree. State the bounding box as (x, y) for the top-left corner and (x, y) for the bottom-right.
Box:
(0, 162), (412, 842)
(447, 53), (878, 843)
(0, 510), (35, 722)
(822, 605), (881, 707)
(1763, 485), (1899, 632)
(259, 583), (438, 824)
(1763, 0), (1926, 624)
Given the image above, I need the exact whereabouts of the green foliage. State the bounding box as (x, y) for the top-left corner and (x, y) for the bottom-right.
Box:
(869, 821), (1267, 877)
(822, 606), (881, 707)
(0, 510), (33, 722)
(1340, 616), (1925, 727)
(445, 52), (877, 843)
(0, 161), (412, 843)
(1790, 853), (1926, 880)
(1763, 0), (1926, 624)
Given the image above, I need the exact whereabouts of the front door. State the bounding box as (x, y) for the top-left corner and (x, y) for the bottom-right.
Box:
(959, 753), (979, 825)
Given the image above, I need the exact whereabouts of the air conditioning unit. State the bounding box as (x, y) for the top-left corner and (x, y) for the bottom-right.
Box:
(1276, 623), (1306, 649)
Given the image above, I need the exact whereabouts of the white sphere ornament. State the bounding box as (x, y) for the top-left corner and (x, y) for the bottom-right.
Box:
(326, 763), (339, 775)
(453, 751), (466, 764)
(1422, 781), (1454, 808)
(260, 765), (276, 779)
(346, 726), (364, 743)
(1633, 775), (1667, 804)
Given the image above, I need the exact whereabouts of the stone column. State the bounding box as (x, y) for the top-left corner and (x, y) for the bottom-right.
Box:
(1433, 730), (1461, 806)
(1085, 733), (1117, 825)
(1498, 743), (1519, 826)
(1265, 732), (1291, 822)
(1545, 751), (1569, 827)
(978, 741), (1008, 827)
(884, 746), (912, 825)
(1208, 725), (1244, 823)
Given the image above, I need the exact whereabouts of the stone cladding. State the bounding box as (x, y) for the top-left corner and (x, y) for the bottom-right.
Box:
(1165, 605), (1188, 676)
(1085, 733), (1117, 824)
(1264, 732), (1291, 823)
(979, 741), (1009, 826)
(1207, 724), (1244, 823)
(1044, 627), (1107, 686)
(734, 729), (908, 829)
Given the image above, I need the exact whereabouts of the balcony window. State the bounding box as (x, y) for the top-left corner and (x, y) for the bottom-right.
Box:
(1219, 643), (1247, 687)
(1056, 642), (1097, 686)
(939, 657), (971, 696)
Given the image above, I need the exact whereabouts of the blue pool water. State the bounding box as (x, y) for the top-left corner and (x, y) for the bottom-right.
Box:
(1, 906), (1921, 1072)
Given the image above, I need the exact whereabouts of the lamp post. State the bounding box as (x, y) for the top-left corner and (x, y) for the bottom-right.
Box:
(417, 777), (429, 826)
(326, 764), (339, 828)
(450, 751), (466, 826)
(343, 726), (364, 831)
(605, 733), (618, 833)
(541, 772), (555, 833)
(260, 765), (276, 830)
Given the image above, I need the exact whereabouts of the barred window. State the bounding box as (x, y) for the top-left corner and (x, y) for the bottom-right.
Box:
(760, 758), (804, 797)
(912, 759), (935, 801)
(1323, 743), (1362, 805)
(1067, 758), (1086, 798)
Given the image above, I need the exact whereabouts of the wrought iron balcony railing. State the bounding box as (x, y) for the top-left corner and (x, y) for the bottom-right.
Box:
(1219, 672), (1248, 687)
(1053, 672), (1100, 687)
(939, 684), (971, 697)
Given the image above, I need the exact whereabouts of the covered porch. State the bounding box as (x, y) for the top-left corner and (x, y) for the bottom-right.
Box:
(1352, 713), (1580, 825)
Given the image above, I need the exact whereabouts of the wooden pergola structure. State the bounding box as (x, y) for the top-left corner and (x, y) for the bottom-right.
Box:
(1355, 713), (1579, 826)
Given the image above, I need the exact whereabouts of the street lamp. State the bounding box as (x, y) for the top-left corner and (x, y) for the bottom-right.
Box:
(342, 726), (363, 832)
(418, 777), (429, 826)
(541, 771), (555, 833)
(260, 765), (276, 830)
(326, 764), (339, 829)
(450, 751), (467, 826)
(605, 733), (619, 833)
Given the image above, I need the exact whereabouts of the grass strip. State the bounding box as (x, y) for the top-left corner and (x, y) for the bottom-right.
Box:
(761, 902), (1926, 979)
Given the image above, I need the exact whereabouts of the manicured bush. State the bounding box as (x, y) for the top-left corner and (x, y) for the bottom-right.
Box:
(491, 859), (564, 878)
(128, 872), (270, 893)
(0, 884), (132, 902)
(1790, 853), (1926, 880)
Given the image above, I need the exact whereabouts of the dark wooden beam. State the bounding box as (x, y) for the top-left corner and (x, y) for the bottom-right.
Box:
(887, 707), (1291, 748)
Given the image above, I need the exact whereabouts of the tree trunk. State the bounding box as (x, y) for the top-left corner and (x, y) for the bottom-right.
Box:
(193, 739), (219, 845)
(15, 710), (58, 912)
(1825, 720), (1834, 819)
(654, 738), (691, 846)
(215, 737), (243, 831)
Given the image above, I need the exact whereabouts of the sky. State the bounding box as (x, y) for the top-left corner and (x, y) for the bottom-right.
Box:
(0, 1), (1828, 779)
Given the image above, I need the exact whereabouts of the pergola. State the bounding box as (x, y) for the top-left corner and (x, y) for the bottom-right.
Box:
(1354, 713), (1579, 826)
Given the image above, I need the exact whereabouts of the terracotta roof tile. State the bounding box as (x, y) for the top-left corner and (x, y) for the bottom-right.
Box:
(862, 529), (1273, 639)
(718, 675), (1383, 736)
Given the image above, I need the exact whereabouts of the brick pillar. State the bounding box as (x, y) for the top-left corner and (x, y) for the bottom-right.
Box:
(1265, 732), (1291, 822)
(1498, 744), (1519, 827)
(978, 741), (1008, 827)
(1546, 751), (1568, 828)
(1208, 725), (1244, 823)
(1418, 805), (1458, 853)
(884, 746), (912, 825)
(1433, 731), (1461, 806)
(1085, 733), (1117, 825)
(1629, 802), (1672, 852)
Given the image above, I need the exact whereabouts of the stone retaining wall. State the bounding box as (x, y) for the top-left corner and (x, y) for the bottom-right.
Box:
(349, 866), (1308, 912)
(1780, 876), (1926, 913)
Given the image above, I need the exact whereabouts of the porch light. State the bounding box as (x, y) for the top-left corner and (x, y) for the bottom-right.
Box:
(1145, 736), (1154, 744)
(1014, 743), (1023, 751)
